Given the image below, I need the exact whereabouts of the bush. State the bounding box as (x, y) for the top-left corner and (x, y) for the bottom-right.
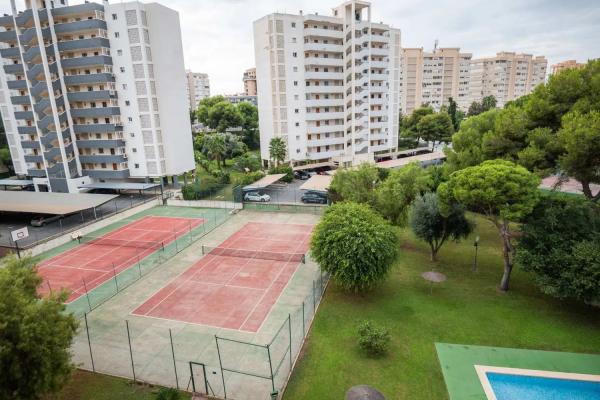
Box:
(311, 202), (398, 292)
(211, 169), (230, 184)
(231, 170), (265, 186)
(181, 177), (221, 200)
(268, 164), (293, 183)
(357, 320), (390, 356)
(156, 388), (180, 400)
(232, 153), (262, 172)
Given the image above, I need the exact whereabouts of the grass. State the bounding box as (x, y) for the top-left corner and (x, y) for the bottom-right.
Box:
(283, 213), (600, 400)
(49, 370), (191, 400)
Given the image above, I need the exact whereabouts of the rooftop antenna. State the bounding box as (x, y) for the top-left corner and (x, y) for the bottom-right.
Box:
(433, 39), (439, 53)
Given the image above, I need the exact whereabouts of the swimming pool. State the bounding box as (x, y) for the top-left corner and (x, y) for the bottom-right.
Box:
(475, 365), (600, 400)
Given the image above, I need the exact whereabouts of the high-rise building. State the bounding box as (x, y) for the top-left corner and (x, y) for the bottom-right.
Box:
(399, 47), (472, 115)
(243, 67), (256, 96)
(0, 0), (194, 193)
(186, 70), (209, 110)
(253, 0), (401, 167)
(551, 60), (585, 75)
(468, 52), (547, 108)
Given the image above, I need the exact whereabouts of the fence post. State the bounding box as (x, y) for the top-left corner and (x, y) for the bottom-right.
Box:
(312, 280), (316, 314)
(288, 314), (292, 370)
(214, 336), (227, 399)
(266, 344), (276, 394)
(84, 313), (95, 372)
(46, 280), (53, 295)
(174, 233), (179, 253)
(137, 258), (142, 278)
(188, 362), (196, 393)
(82, 277), (92, 311)
(125, 320), (136, 382)
(302, 301), (305, 337)
(169, 329), (179, 389)
(112, 263), (119, 292)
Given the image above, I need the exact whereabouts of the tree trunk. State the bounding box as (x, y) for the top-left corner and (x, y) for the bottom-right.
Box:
(430, 243), (437, 262)
(499, 220), (513, 291)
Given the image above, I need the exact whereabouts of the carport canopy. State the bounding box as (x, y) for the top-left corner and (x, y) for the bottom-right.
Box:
(78, 182), (160, 190)
(0, 179), (34, 187)
(243, 173), (286, 190)
(299, 175), (332, 192)
(292, 161), (335, 171)
(0, 191), (118, 215)
(376, 151), (446, 169)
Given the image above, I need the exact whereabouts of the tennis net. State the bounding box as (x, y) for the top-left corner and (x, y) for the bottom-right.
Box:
(79, 235), (165, 251)
(202, 245), (305, 263)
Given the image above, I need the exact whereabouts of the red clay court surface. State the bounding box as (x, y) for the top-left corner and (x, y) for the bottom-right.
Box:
(133, 222), (313, 332)
(38, 216), (204, 303)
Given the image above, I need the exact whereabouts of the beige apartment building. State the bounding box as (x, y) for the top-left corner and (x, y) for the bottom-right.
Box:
(243, 67), (257, 96)
(186, 70), (210, 110)
(399, 47), (472, 115)
(551, 60), (585, 75)
(468, 52), (547, 108)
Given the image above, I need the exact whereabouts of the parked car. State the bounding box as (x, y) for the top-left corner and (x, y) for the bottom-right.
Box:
(301, 193), (327, 204)
(304, 190), (328, 199)
(305, 170), (317, 177)
(293, 170), (310, 180)
(30, 214), (62, 227)
(243, 191), (271, 202)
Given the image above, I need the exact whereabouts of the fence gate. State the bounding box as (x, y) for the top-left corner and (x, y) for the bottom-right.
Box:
(188, 361), (225, 398)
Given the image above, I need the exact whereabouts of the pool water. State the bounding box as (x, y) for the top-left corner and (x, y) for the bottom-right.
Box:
(487, 372), (600, 400)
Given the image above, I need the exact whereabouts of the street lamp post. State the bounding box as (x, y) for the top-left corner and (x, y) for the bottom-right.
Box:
(472, 235), (480, 272)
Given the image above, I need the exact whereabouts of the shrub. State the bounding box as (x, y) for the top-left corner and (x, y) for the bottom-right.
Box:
(231, 170), (265, 186)
(211, 169), (230, 184)
(156, 388), (180, 400)
(232, 153), (261, 172)
(357, 320), (390, 356)
(269, 164), (293, 183)
(181, 177), (220, 200)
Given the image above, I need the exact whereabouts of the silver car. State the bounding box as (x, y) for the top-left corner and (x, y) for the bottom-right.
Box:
(243, 191), (271, 202)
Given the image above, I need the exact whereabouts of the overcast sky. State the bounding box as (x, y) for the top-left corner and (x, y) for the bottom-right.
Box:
(4, 0), (600, 94)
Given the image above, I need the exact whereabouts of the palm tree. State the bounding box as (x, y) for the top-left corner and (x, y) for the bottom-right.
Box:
(202, 133), (227, 169)
(269, 137), (287, 166)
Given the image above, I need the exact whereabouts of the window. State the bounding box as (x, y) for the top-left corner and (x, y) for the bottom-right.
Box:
(295, 122), (299, 127)
(117, 49), (123, 56)
(292, 52), (297, 57)
(292, 37), (296, 43)
(293, 81), (298, 86)
(130, 132), (135, 137)
(132, 148), (137, 153)
(294, 109), (299, 113)
(134, 163), (139, 168)
(128, 117), (133, 122)
(293, 66), (298, 72)
(114, 32), (120, 38)
(291, 22), (296, 28)
(125, 101), (130, 106)
(112, 13), (117, 20)
(122, 84), (127, 90)
(119, 67), (125, 73)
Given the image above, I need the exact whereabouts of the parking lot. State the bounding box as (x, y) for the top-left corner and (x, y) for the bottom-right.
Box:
(247, 179), (328, 204)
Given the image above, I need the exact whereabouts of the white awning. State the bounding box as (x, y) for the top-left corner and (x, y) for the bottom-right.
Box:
(292, 162), (336, 171)
(243, 174), (286, 190)
(299, 175), (332, 192)
(0, 179), (34, 187)
(78, 182), (160, 190)
(0, 191), (118, 215)
(376, 151), (446, 169)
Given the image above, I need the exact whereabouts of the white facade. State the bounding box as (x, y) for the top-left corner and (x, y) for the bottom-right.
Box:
(254, 0), (401, 167)
(0, 0), (193, 192)
(186, 70), (210, 110)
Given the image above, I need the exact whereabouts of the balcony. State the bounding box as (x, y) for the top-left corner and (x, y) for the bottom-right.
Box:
(306, 111), (344, 121)
(64, 72), (114, 85)
(18, 126), (37, 135)
(304, 42), (343, 53)
(79, 154), (126, 164)
(67, 90), (116, 102)
(39, 131), (57, 147)
(306, 124), (345, 134)
(369, 34), (390, 44)
(70, 106), (120, 118)
(57, 37), (110, 52)
(307, 136), (345, 147)
(76, 139), (126, 148)
(82, 168), (130, 179)
(44, 146), (63, 161)
(31, 79), (60, 98)
(370, 60), (388, 69)
(24, 154), (44, 163)
(305, 71), (344, 80)
(369, 132), (389, 141)
(371, 143), (390, 152)
(307, 149), (344, 160)
(0, 15), (13, 27)
(54, 19), (107, 34)
(52, 2), (105, 16)
(370, 73), (388, 81)
(0, 30), (17, 43)
(10, 95), (30, 105)
(20, 26), (50, 45)
(369, 109), (387, 118)
(14, 111), (33, 120)
(7, 80), (27, 90)
(304, 27), (343, 39)
(21, 140), (40, 149)
(370, 121), (387, 129)
(73, 123), (123, 134)
(61, 55), (112, 69)
(306, 85), (344, 94)
(0, 47), (19, 58)
(28, 168), (47, 177)
(305, 98), (344, 108)
(3, 63), (23, 74)
(304, 56), (344, 67)
(370, 47), (389, 57)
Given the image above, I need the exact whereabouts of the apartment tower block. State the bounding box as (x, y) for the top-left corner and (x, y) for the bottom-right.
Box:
(0, 0), (193, 192)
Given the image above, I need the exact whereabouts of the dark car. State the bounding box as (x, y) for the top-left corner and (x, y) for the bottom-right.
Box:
(294, 170), (310, 180)
(301, 193), (327, 204)
(304, 190), (328, 199)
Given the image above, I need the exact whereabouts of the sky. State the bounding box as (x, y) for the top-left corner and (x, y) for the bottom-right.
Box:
(4, 0), (600, 95)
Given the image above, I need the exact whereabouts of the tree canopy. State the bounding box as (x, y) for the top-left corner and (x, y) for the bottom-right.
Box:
(268, 137), (287, 166)
(416, 111), (454, 149)
(329, 163), (380, 205)
(310, 202), (399, 292)
(517, 194), (600, 304)
(467, 95), (497, 117)
(439, 159), (539, 290)
(0, 256), (78, 400)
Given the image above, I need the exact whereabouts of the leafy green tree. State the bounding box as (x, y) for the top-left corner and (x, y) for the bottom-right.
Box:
(196, 96), (226, 126)
(468, 95), (497, 117)
(438, 160), (540, 291)
(222, 133), (247, 164)
(445, 109), (498, 171)
(202, 133), (227, 169)
(517, 194), (600, 304)
(268, 164), (294, 183)
(399, 106), (434, 145)
(329, 163), (380, 205)
(268, 137), (287, 166)
(557, 111), (600, 202)
(311, 202), (398, 292)
(447, 97), (463, 131)
(207, 101), (243, 133)
(0, 256), (78, 400)
(416, 111), (454, 149)
(237, 102), (260, 150)
(232, 153), (261, 172)
(189, 109), (197, 125)
(409, 192), (473, 261)
(375, 163), (431, 226)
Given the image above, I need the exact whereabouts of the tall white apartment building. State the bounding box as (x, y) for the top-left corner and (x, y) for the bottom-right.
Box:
(186, 70), (210, 110)
(468, 52), (547, 108)
(0, 0), (193, 193)
(399, 47), (472, 115)
(254, 0), (401, 167)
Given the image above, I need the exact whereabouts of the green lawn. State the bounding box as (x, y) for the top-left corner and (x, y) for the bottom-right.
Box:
(50, 370), (190, 400)
(284, 214), (600, 399)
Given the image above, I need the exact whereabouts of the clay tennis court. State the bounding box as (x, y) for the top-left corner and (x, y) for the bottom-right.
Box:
(38, 215), (204, 303)
(133, 222), (313, 332)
